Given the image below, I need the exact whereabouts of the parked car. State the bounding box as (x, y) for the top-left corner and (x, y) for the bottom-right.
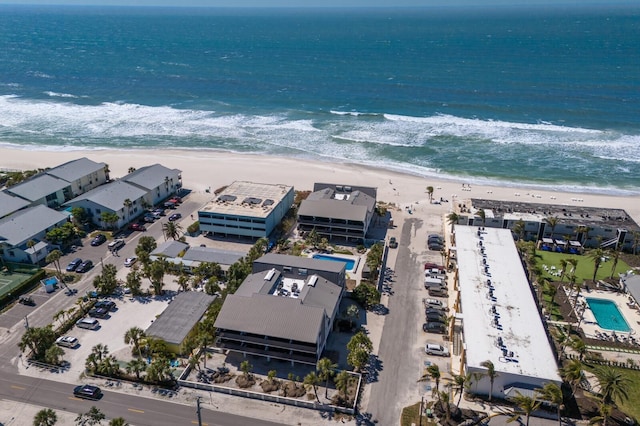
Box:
(66, 258), (83, 272)
(107, 239), (125, 251)
(76, 260), (93, 273)
(424, 262), (445, 272)
(168, 196), (182, 204)
(425, 342), (450, 357)
(388, 236), (398, 248)
(168, 213), (182, 221)
(73, 384), (102, 400)
(128, 223), (146, 232)
(143, 213), (156, 223)
(423, 298), (445, 309)
(95, 300), (117, 311)
(153, 208), (166, 216)
(90, 234), (107, 246)
(56, 336), (79, 348)
(163, 200), (176, 209)
(76, 318), (99, 330)
(423, 322), (446, 334)
(88, 307), (109, 318)
(124, 257), (137, 267)
(425, 312), (446, 323)
(428, 242), (444, 251)
(425, 307), (446, 316)
(428, 287), (448, 298)
(18, 296), (35, 306)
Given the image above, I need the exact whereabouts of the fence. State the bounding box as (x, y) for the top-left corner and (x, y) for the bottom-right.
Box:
(178, 363), (359, 415)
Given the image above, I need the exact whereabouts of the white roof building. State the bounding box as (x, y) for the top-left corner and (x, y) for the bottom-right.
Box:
(455, 225), (561, 399)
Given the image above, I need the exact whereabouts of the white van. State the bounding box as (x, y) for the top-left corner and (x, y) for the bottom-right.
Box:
(423, 298), (444, 309)
(425, 342), (450, 357)
(76, 318), (99, 330)
(424, 277), (446, 290)
(425, 268), (446, 280)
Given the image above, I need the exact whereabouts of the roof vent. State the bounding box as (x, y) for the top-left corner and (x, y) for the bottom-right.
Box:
(218, 194), (237, 202)
(344, 186), (352, 192)
(308, 275), (318, 287)
(243, 197), (262, 205)
(264, 268), (276, 281)
(336, 185), (343, 191)
(262, 199), (274, 207)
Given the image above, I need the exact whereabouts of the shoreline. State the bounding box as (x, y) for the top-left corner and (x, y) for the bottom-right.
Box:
(0, 144), (637, 197)
(1, 146), (639, 224)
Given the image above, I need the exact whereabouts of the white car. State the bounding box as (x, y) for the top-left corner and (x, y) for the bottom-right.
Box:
(55, 336), (79, 348)
(425, 342), (450, 357)
(423, 298), (444, 309)
(124, 257), (137, 267)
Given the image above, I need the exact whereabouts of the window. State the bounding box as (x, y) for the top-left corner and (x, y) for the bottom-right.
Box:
(298, 268), (308, 276)
(283, 266), (292, 272)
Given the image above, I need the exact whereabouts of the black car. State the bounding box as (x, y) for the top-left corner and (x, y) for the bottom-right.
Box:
(90, 234), (107, 246)
(66, 258), (83, 272)
(168, 213), (182, 221)
(95, 300), (116, 312)
(423, 322), (447, 334)
(76, 260), (93, 273)
(425, 312), (446, 323)
(73, 384), (102, 400)
(18, 296), (36, 306)
(425, 307), (446, 316)
(88, 307), (109, 318)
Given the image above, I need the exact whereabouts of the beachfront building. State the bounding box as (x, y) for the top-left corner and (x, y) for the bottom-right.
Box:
(64, 180), (148, 230)
(454, 198), (640, 251)
(452, 225), (562, 399)
(214, 254), (345, 365)
(3, 157), (108, 209)
(0, 192), (30, 219)
(0, 205), (70, 264)
(122, 164), (182, 206)
(198, 181), (294, 239)
(145, 291), (217, 354)
(297, 183), (377, 243)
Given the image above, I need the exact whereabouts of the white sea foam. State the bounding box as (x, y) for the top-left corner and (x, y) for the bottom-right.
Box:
(44, 91), (79, 98)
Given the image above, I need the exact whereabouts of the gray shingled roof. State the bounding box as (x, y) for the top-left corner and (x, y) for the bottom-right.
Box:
(46, 157), (105, 182)
(298, 276), (342, 317)
(214, 293), (324, 344)
(146, 292), (216, 346)
(255, 253), (345, 274)
(0, 205), (69, 246)
(313, 183), (377, 199)
(298, 187), (376, 222)
(123, 164), (181, 191)
(65, 180), (147, 212)
(7, 174), (69, 202)
(0, 191), (30, 218)
(182, 246), (244, 266)
(151, 241), (189, 258)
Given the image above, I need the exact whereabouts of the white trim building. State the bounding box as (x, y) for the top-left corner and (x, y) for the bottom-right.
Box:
(454, 225), (561, 399)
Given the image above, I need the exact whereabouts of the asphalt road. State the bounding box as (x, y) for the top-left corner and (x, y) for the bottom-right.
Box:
(0, 370), (285, 426)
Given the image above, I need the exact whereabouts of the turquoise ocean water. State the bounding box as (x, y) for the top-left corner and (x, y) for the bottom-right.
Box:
(0, 5), (638, 194)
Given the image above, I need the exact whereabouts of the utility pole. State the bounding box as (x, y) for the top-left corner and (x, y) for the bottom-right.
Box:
(196, 396), (202, 426)
(419, 395), (424, 426)
(24, 315), (29, 329)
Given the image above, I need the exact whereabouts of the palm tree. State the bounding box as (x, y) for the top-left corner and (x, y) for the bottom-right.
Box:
(569, 336), (587, 361)
(438, 390), (452, 422)
(545, 216), (559, 239)
(558, 259), (568, 282)
(447, 212), (459, 233)
(303, 371), (320, 402)
(426, 186), (434, 203)
(632, 231), (640, 255)
(510, 391), (541, 426)
(590, 401), (613, 426)
(535, 382), (564, 426)
(124, 327), (146, 359)
(560, 359), (584, 395)
(609, 247), (622, 279)
(162, 221), (183, 241)
(316, 358), (337, 399)
(46, 249), (63, 279)
(576, 225), (591, 247)
(426, 364), (441, 397)
(589, 248), (605, 282)
(480, 360), (497, 402)
(33, 408), (58, 426)
(513, 219), (526, 241)
(123, 198), (133, 224)
(594, 365), (631, 406)
(109, 418), (129, 426)
(125, 358), (147, 380)
(335, 370), (351, 399)
(477, 208), (486, 227)
(451, 373), (468, 407)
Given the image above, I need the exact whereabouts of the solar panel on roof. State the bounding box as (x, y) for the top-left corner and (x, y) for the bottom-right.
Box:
(219, 194), (237, 202)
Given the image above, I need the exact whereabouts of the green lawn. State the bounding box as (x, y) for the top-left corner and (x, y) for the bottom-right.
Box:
(401, 402), (437, 426)
(536, 251), (630, 283)
(584, 365), (640, 420)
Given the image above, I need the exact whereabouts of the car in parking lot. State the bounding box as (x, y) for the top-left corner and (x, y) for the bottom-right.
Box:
(423, 298), (445, 309)
(76, 260), (93, 273)
(423, 322), (446, 334)
(73, 384), (102, 400)
(428, 242), (444, 251)
(153, 208), (165, 216)
(388, 237), (398, 248)
(88, 307), (109, 318)
(428, 287), (448, 298)
(424, 262), (445, 272)
(95, 300), (117, 311)
(55, 335), (79, 348)
(76, 318), (100, 330)
(425, 342), (450, 356)
(18, 296), (35, 306)
(66, 258), (83, 272)
(425, 307), (446, 316)
(426, 312), (447, 323)
(428, 234), (443, 243)
(128, 223), (146, 232)
(168, 213), (182, 221)
(124, 257), (137, 267)
(90, 234), (107, 246)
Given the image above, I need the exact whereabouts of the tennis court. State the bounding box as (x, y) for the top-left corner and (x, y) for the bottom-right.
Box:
(0, 270), (36, 300)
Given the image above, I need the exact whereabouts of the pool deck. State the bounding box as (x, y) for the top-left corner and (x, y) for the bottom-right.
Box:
(306, 251), (363, 280)
(570, 287), (640, 345)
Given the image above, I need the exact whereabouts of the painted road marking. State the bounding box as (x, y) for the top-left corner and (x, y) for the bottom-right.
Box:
(10, 385), (25, 390)
(191, 422), (208, 425)
(128, 408), (145, 414)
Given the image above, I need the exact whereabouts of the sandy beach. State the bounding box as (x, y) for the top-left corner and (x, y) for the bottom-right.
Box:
(1, 147), (638, 224)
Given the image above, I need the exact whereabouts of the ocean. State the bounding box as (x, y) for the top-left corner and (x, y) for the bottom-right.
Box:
(0, 5), (638, 194)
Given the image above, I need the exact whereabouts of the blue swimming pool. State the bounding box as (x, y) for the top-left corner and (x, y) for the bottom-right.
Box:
(312, 254), (356, 271)
(586, 298), (631, 333)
